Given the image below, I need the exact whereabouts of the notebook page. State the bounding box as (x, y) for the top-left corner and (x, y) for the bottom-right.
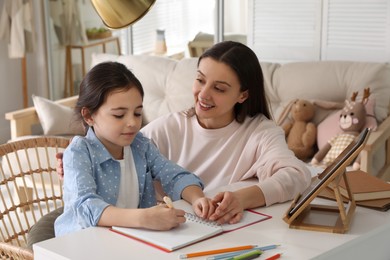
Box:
(173, 200), (271, 232)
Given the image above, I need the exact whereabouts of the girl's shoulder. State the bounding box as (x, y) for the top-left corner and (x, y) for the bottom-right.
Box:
(65, 131), (108, 157)
(68, 131), (101, 149)
(66, 135), (88, 149)
(63, 135), (92, 162)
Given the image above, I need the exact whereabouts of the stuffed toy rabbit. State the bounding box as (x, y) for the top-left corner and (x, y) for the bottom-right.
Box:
(311, 88), (370, 167)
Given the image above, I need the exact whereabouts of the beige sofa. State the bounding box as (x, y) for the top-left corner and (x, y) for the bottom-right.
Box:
(5, 53), (390, 180)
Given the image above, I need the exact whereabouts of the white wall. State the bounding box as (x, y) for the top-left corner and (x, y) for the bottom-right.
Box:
(0, 39), (23, 143)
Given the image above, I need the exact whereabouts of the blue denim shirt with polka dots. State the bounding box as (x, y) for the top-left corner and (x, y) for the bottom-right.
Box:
(54, 128), (203, 236)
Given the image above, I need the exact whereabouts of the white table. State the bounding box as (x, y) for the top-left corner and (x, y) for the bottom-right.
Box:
(34, 198), (390, 260)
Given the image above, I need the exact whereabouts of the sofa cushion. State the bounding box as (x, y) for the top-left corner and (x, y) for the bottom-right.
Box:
(27, 207), (63, 249)
(32, 95), (84, 136)
(90, 53), (198, 124)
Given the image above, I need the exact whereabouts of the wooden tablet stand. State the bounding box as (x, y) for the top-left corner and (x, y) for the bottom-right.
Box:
(283, 128), (370, 234)
(284, 170), (356, 234)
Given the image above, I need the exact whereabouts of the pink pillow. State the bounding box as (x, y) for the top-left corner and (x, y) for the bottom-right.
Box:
(317, 98), (377, 150)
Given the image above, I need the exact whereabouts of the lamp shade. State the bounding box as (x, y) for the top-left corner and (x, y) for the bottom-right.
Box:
(90, 0), (156, 29)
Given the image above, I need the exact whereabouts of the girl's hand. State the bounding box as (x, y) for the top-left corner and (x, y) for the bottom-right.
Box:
(192, 197), (216, 219)
(209, 191), (244, 225)
(142, 204), (186, 230)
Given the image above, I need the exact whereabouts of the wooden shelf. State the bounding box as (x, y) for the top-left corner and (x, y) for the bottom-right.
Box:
(64, 37), (121, 97)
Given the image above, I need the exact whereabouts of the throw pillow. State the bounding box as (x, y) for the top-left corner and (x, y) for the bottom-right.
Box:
(27, 207), (64, 249)
(32, 95), (84, 136)
(317, 98), (377, 149)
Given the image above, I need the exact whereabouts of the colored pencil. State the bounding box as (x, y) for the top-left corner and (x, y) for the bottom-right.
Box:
(179, 245), (257, 259)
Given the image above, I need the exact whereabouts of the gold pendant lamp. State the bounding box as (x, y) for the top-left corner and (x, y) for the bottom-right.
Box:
(90, 0), (156, 29)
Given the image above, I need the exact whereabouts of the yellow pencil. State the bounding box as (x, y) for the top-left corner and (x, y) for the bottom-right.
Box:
(163, 196), (174, 209)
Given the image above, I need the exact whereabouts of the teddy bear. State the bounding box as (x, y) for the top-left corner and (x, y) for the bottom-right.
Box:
(311, 88), (370, 168)
(278, 99), (317, 161)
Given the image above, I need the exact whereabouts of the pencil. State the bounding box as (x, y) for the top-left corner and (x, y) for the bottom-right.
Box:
(228, 249), (262, 260)
(206, 245), (280, 260)
(179, 245), (258, 259)
(163, 196), (174, 208)
(265, 253), (282, 260)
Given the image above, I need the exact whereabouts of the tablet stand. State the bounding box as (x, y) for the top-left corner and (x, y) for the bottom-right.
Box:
(283, 128), (370, 234)
(283, 169), (356, 234)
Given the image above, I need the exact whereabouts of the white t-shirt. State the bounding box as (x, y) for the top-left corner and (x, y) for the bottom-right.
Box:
(116, 146), (139, 208)
(141, 112), (311, 206)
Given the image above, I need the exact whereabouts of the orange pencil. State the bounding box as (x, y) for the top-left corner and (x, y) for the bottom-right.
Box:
(179, 245), (258, 259)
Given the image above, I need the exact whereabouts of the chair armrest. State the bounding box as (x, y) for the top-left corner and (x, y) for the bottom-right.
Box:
(360, 115), (390, 179)
(4, 96), (79, 140)
(5, 107), (39, 139)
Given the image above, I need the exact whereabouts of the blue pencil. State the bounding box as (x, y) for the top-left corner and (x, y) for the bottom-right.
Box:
(206, 245), (280, 260)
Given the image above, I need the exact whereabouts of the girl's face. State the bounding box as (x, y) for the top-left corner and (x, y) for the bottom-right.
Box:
(192, 58), (248, 129)
(84, 87), (143, 159)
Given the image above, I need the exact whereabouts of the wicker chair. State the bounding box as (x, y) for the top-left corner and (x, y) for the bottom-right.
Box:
(0, 137), (69, 259)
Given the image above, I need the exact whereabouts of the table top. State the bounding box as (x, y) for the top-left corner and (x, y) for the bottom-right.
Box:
(33, 198), (390, 260)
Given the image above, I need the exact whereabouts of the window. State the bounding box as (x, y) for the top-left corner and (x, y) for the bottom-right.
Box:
(118, 0), (215, 55)
(248, 0), (390, 62)
(321, 0), (390, 62)
(248, 0), (322, 62)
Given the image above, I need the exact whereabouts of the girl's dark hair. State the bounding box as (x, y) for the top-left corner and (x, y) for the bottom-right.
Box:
(198, 41), (270, 122)
(75, 61), (144, 131)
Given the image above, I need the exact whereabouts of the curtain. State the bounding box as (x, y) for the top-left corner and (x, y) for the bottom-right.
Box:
(49, 0), (87, 45)
(0, 0), (35, 58)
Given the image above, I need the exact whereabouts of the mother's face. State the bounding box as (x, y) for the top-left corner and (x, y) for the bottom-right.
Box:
(192, 58), (248, 129)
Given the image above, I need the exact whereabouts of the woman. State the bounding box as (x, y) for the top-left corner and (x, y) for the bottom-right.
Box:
(140, 41), (311, 224)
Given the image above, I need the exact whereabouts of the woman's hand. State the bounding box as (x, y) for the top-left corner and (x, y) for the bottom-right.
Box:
(192, 197), (216, 219)
(56, 152), (64, 180)
(209, 191), (244, 225)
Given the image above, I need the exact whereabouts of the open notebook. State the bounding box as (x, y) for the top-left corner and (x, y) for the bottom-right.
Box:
(110, 200), (271, 252)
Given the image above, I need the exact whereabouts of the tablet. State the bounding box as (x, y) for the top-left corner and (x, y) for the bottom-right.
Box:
(287, 127), (371, 217)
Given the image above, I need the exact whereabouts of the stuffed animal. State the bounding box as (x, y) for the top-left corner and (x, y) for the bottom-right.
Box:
(279, 99), (317, 161)
(311, 88), (370, 167)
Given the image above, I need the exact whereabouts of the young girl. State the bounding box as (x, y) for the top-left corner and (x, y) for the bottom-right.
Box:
(54, 62), (213, 237)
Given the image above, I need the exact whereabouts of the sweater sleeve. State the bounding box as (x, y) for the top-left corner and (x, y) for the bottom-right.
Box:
(250, 124), (312, 206)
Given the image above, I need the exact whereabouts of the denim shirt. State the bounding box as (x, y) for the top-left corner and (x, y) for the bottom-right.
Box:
(54, 128), (203, 236)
